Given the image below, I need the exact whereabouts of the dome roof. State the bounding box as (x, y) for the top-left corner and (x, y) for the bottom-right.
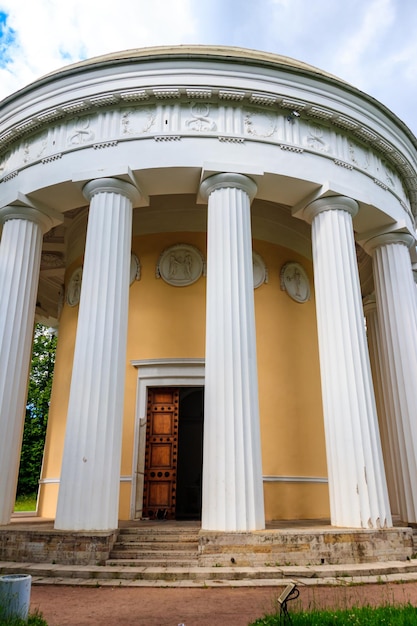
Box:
(39, 44), (346, 85)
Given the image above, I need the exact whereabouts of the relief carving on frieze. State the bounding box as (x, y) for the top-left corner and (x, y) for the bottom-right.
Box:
(68, 116), (94, 145)
(348, 140), (371, 170)
(121, 107), (156, 135)
(244, 109), (277, 139)
(185, 103), (216, 132)
(305, 122), (329, 153)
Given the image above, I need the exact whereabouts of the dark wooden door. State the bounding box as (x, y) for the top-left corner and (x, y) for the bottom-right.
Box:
(142, 388), (179, 519)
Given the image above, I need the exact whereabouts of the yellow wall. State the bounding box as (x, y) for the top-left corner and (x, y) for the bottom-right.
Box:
(39, 231), (329, 521)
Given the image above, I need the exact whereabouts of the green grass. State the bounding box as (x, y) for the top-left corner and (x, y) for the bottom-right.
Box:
(0, 609), (48, 625)
(250, 603), (417, 625)
(13, 494), (37, 512)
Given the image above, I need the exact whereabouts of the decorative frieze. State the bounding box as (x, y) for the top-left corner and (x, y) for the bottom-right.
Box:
(185, 103), (217, 132)
(244, 110), (277, 138)
(121, 108), (156, 135)
(0, 91), (412, 219)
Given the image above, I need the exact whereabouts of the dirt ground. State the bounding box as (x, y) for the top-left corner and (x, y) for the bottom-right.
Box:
(30, 582), (417, 626)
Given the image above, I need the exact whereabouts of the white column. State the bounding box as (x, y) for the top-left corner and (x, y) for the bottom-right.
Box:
(0, 206), (58, 525)
(55, 178), (139, 531)
(363, 232), (417, 523)
(363, 295), (400, 515)
(200, 173), (265, 531)
(303, 196), (391, 528)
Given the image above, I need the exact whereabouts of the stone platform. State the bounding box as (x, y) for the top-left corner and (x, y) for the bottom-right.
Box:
(199, 526), (414, 567)
(0, 515), (414, 572)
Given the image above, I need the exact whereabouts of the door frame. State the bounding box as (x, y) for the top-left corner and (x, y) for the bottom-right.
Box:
(131, 358), (205, 519)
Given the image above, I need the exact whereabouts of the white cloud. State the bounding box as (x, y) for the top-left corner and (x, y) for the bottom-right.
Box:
(0, 0), (416, 134)
(0, 0), (197, 95)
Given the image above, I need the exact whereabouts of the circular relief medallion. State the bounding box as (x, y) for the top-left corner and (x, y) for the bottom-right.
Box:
(280, 262), (310, 303)
(157, 244), (205, 287)
(66, 266), (83, 306)
(130, 253), (141, 285)
(253, 252), (267, 288)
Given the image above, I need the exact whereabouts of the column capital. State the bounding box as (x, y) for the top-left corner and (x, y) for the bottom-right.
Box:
(303, 195), (358, 224)
(83, 177), (141, 205)
(362, 231), (415, 256)
(0, 205), (62, 234)
(199, 173), (257, 203)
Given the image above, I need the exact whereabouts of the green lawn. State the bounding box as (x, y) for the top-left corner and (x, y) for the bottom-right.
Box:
(250, 603), (417, 625)
(13, 494), (37, 512)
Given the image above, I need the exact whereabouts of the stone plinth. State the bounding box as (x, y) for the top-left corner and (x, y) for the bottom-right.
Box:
(198, 528), (413, 567)
(0, 529), (118, 565)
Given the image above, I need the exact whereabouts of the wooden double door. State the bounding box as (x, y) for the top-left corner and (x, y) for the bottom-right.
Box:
(142, 387), (204, 520)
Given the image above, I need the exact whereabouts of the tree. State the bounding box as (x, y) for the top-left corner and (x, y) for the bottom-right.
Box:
(17, 325), (57, 496)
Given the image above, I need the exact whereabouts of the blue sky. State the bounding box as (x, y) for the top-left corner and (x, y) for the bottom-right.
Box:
(0, 0), (416, 135)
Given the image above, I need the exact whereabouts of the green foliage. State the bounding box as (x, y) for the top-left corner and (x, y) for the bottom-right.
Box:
(0, 609), (48, 625)
(16, 325), (57, 497)
(250, 603), (417, 625)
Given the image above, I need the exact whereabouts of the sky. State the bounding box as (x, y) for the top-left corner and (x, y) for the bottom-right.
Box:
(0, 0), (416, 135)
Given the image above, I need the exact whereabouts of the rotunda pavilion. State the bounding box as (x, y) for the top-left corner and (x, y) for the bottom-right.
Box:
(1, 46), (417, 535)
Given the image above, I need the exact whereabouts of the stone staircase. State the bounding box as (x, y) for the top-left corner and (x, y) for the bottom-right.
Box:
(2, 520), (417, 587)
(106, 526), (199, 568)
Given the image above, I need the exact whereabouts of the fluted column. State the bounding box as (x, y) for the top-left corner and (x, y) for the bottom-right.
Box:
(199, 173), (265, 531)
(55, 178), (139, 531)
(363, 295), (400, 515)
(363, 232), (417, 523)
(303, 196), (391, 528)
(0, 206), (59, 525)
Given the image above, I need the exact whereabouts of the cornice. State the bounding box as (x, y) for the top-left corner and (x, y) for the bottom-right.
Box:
(0, 82), (416, 219)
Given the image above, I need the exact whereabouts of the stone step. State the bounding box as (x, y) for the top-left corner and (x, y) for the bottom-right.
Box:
(109, 550), (197, 560)
(3, 560), (417, 585)
(106, 558), (198, 568)
(113, 539), (198, 552)
(116, 532), (199, 543)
